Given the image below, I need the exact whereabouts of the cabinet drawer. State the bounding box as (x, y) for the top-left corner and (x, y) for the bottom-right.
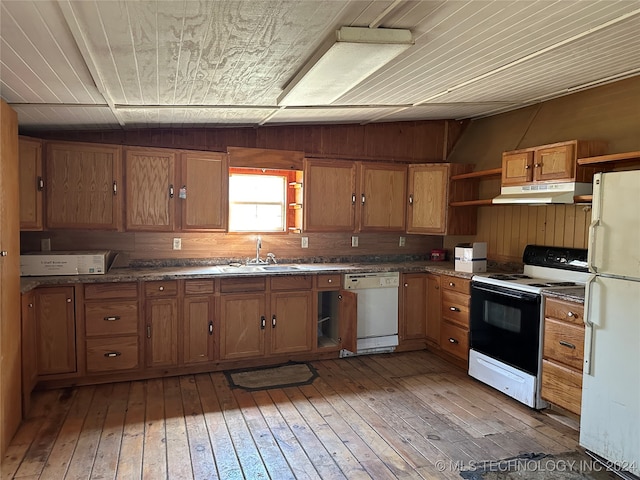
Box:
(543, 318), (584, 370)
(220, 277), (266, 293)
(440, 321), (469, 361)
(84, 282), (138, 300)
(441, 290), (470, 328)
(144, 281), (179, 297)
(316, 274), (342, 290)
(86, 336), (139, 373)
(184, 279), (215, 295)
(271, 275), (312, 291)
(441, 275), (470, 294)
(85, 301), (139, 336)
(541, 359), (582, 415)
(545, 297), (584, 325)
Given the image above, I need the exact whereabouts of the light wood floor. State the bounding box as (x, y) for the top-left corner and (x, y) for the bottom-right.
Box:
(2, 351), (584, 479)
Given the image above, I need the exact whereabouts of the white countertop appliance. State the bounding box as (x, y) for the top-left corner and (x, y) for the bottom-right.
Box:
(469, 245), (590, 409)
(342, 272), (400, 356)
(579, 170), (640, 478)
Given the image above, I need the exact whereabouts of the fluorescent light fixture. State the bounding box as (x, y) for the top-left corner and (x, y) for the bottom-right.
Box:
(278, 26), (413, 106)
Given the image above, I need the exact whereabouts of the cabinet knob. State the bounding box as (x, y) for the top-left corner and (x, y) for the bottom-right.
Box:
(524, 165), (531, 170)
(449, 282), (455, 287)
(169, 184), (174, 198)
(66, 298), (72, 303)
(159, 286), (164, 291)
(104, 352), (121, 358)
(567, 311), (577, 318)
(28, 303), (33, 308)
(409, 194), (414, 205)
(37, 176), (44, 191)
(208, 321), (213, 335)
(448, 337), (459, 344)
(272, 315), (277, 328)
(361, 193), (365, 205)
(0, 251), (7, 257)
(534, 163), (541, 168)
(328, 279), (332, 283)
(449, 306), (460, 312)
(404, 283), (409, 287)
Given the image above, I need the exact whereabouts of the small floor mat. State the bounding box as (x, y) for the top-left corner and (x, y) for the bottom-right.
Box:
(225, 362), (318, 391)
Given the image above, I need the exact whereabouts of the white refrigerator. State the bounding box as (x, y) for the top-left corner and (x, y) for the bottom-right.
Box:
(580, 170), (640, 477)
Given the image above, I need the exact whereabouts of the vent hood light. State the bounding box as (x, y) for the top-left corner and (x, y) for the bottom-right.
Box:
(492, 182), (592, 205)
(278, 26), (413, 106)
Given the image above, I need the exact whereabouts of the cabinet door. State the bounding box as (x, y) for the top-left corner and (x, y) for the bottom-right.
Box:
(339, 290), (357, 354)
(21, 292), (37, 412)
(359, 163), (407, 232)
(125, 148), (176, 231)
(425, 274), (441, 345)
(534, 144), (575, 181)
(19, 137), (43, 230)
(35, 286), (76, 375)
(183, 296), (215, 364)
(400, 274), (427, 342)
(145, 298), (179, 368)
(501, 151), (534, 185)
(270, 291), (312, 355)
(407, 164), (448, 234)
(46, 142), (121, 229)
(303, 159), (356, 232)
(181, 151), (228, 231)
(219, 293), (266, 360)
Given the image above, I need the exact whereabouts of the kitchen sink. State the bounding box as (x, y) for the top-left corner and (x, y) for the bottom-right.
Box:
(218, 265), (266, 273)
(260, 265), (301, 272)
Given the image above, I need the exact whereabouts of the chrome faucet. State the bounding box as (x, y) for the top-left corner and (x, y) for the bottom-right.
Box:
(247, 236), (267, 264)
(266, 253), (277, 264)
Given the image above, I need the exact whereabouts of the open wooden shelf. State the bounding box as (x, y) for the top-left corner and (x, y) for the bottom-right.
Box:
(450, 199), (494, 207)
(577, 150), (640, 166)
(574, 195), (593, 203)
(450, 167), (502, 181)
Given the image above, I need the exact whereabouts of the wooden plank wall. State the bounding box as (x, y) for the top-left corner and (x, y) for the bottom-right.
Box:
(26, 119), (468, 164)
(474, 205), (592, 262)
(20, 231), (442, 263)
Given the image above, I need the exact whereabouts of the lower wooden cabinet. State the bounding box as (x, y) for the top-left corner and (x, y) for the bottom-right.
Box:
(183, 280), (216, 365)
(145, 282), (179, 368)
(35, 286), (77, 376)
(219, 293), (266, 360)
(314, 275), (357, 353)
(21, 291), (37, 413)
(440, 276), (471, 362)
(425, 274), (441, 347)
(541, 297), (585, 415)
(83, 282), (140, 374)
(270, 291), (313, 355)
(400, 274), (427, 344)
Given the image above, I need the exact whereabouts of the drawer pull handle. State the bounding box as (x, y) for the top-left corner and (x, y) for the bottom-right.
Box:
(567, 311), (577, 318)
(208, 321), (213, 335)
(104, 352), (121, 358)
(409, 194), (414, 205)
(449, 282), (455, 287)
(260, 316), (266, 330)
(37, 176), (44, 191)
(449, 337), (459, 344)
(103, 316), (120, 321)
(351, 193), (356, 205)
(559, 340), (576, 349)
(272, 315), (277, 328)
(449, 306), (460, 312)
(146, 325), (151, 338)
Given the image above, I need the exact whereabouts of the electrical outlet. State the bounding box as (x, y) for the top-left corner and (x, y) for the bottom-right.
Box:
(399, 236), (406, 247)
(172, 238), (182, 250)
(41, 238), (51, 251)
(301, 236), (309, 248)
(351, 236), (359, 247)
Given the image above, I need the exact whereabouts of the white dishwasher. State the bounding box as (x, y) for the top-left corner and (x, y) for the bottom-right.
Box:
(342, 272), (400, 356)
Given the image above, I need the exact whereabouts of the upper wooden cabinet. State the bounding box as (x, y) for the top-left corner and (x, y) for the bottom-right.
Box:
(46, 142), (122, 230)
(359, 163), (406, 232)
(125, 147), (228, 231)
(501, 140), (607, 186)
(19, 137), (44, 231)
(125, 147), (177, 231)
(407, 163), (476, 235)
(303, 158), (406, 232)
(181, 151), (228, 231)
(303, 159), (356, 232)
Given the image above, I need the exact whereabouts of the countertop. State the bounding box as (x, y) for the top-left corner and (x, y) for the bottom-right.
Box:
(20, 260), (484, 293)
(542, 287), (586, 304)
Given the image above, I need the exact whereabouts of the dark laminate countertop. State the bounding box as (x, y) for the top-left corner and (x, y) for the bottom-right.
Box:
(542, 287), (586, 304)
(20, 260), (492, 293)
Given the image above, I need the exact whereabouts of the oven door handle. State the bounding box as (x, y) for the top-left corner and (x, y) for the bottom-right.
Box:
(471, 283), (539, 302)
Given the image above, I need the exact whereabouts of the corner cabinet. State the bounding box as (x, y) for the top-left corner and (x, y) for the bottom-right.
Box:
(19, 136), (44, 231)
(46, 142), (122, 230)
(407, 163), (476, 235)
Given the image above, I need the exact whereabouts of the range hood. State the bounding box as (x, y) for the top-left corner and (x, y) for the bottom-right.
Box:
(492, 182), (592, 205)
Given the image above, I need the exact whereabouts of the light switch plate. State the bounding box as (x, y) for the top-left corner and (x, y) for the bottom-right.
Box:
(301, 237), (309, 248)
(173, 238), (182, 250)
(351, 236), (359, 247)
